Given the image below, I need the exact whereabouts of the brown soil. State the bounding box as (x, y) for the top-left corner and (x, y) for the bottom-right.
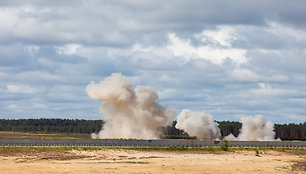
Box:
(0, 149), (305, 174)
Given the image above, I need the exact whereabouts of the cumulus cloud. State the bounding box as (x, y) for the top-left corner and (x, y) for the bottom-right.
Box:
(0, 0), (306, 123)
(288, 114), (306, 121)
(32, 103), (48, 109)
(195, 26), (237, 47)
(167, 33), (247, 65)
(6, 84), (37, 94)
(1, 1), (305, 46)
(249, 83), (298, 97)
(231, 69), (288, 82)
(55, 44), (81, 55)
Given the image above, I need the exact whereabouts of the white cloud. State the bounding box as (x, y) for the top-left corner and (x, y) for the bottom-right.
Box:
(167, 33), (247, 65)
(14, 71), (59, 83)
(6, 84), (37, 94)
(231, 69), (288, 82)
(0, 8), (19, 38)
(158, 89), (180, 99)
(288, 114), (306, 121)
(266, 22), (306, 42)
(55, 44), (81, 55)
(32, 103), (48, 109)
(249, 83), (297, 97)
(289, 98), (306, 103)
(195, 26), (237, 47)
(231, 69), (262, 82)
(7, 104), (18, 110)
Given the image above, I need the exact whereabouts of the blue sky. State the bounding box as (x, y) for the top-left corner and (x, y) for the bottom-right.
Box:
(0, 0), (306, 123)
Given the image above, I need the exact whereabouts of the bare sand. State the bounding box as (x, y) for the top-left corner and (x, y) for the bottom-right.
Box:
(0, 148), (305, 174)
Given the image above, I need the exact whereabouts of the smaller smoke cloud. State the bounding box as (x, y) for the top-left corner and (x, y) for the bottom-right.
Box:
(175, 109), (221, 141)
(225, 115), (280, 141)
(86, 73), (176, 139)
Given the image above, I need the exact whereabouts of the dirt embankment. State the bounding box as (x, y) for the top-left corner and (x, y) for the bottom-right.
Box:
(0, 148), (305, 174)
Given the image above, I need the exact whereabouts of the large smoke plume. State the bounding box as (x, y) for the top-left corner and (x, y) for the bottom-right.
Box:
(86, 73), (279, 141)
(175, 109), (221, 141)
(86, 73), (176, 139)
(225, 115), (280, 141)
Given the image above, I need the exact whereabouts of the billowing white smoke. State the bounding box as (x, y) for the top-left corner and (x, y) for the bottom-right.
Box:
(175, 109), (221, 141)
(225, 115), (280, 141)
(86, 73), (176, 139)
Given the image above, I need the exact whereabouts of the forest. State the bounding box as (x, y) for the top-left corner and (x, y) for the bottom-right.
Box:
(0, 119), (305, 140)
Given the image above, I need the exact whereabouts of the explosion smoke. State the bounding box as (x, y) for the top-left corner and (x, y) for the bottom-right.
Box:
(86, 73), (176, 139)
(175, 109), (221, 141)
(225, 115), (280, 141)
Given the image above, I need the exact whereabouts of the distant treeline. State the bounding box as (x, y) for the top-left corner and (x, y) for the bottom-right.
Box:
(0, 119), (103, 134)
(0, 119), (305, 140)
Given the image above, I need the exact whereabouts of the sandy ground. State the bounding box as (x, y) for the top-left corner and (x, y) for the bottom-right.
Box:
(0, 148), (305, 174)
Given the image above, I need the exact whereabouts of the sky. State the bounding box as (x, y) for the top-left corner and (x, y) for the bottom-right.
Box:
(0, 0), (306, 123)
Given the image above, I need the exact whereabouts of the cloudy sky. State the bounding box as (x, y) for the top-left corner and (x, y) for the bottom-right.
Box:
(1, 0), (306, 123)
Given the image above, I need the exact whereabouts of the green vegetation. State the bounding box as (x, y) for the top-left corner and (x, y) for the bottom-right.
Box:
(0, 146), (219, 152)
(218, 121), (241, 137)
(0, 146), (79, 153)
(0, 119), (305, 140)
(275, 123), (306, 139)
(220, 140), (229, 151)
(1, 146), (303, 153)
(0, 119), (103, 134)
(278, 137), (306, 141)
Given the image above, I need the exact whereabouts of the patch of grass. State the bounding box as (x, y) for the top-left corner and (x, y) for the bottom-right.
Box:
(0, 146), (32, 153)
(0, 146), (305, 153)
(0, 146), (105, 153)
(115, 146), (224, 151)
(0, 146), (223, 152)
(220, 140), (229, 151)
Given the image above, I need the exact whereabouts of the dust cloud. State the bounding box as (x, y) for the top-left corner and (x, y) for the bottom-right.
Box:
(175, 109), (221, 140)
(87, 74), (279, 141)
(86, 73), (175, 139)
(225, 115), (280, 141)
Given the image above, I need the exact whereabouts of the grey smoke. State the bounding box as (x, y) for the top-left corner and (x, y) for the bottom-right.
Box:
(225, 115), (280, 141)
(86, 73), (176, 139)
(175, 109), (221, 141)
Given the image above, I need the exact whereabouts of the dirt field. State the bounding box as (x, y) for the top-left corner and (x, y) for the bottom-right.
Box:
(0, 148), (305, 174)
